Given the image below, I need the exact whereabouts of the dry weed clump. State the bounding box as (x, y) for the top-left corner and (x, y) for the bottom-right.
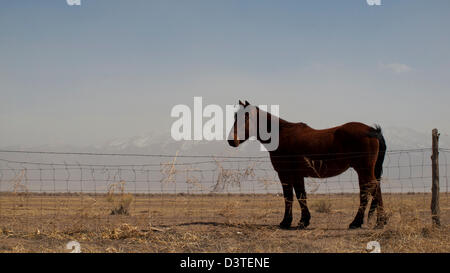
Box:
(11, 169), (30, 208)
(106, 180), (134, 215)
(311, 199), (332, 213)
(102, 224), (144, 240)
(185, 168), (207, 192)
(358, 203), (450, 252)
(213, 160), (255, 192)
(160, 151), (179, 184)
(0, 226), (14, 236)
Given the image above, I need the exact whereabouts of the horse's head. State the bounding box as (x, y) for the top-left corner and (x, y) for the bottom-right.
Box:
(227, 100), (258, 147)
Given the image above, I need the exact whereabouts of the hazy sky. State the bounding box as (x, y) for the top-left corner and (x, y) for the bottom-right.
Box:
(1, 0), (450, 147)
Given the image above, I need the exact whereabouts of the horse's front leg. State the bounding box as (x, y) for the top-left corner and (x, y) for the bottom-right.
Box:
(293, 177), (310, 229)
(279, 179), (294, 229)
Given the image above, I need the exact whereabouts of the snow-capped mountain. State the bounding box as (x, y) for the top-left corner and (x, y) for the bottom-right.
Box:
(98, 126), (450, 155)
(2, 126), (449, 156)
(101, 132), (265, 157)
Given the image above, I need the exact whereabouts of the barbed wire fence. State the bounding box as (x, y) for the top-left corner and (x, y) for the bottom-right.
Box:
(0, 147), (448, 234)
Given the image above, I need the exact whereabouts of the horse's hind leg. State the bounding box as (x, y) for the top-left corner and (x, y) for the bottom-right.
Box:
(349, 169), (377, 229)
(374, 185), (387, 227)
(293, 177), (310, 229)
(368, 183), (387, 228)
(367, 187), (378, 221)
(279, 177), (294, 229)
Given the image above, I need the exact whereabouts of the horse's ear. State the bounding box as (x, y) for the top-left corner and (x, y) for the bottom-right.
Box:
(239, 100), (245, 106)
(245, 100), (250, 106)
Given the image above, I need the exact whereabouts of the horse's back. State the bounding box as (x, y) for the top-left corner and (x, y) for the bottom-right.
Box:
(286, 122), (375, 155)
(271, 121), (380, 177)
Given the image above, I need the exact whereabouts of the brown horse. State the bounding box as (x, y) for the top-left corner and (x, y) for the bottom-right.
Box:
(227, 100), (387, 229)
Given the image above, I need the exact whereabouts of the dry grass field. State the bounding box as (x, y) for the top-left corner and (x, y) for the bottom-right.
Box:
(0, 192), (448, 253)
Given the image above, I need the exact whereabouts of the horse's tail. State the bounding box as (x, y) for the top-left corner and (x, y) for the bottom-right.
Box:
(368, 125), (386, 180)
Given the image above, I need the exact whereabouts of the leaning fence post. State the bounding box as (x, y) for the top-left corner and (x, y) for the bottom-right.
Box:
(431, 128), (441, 226)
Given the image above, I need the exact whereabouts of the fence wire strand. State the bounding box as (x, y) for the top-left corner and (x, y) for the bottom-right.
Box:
(0, 149), (448, 234)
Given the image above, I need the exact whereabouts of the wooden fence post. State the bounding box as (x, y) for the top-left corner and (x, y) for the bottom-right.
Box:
(431, 128), (441, 226)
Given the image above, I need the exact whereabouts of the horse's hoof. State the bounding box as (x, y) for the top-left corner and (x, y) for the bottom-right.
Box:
(297, 221), (309, 230)
(348, 222), (362, 229)
(279, 220), (292, 229)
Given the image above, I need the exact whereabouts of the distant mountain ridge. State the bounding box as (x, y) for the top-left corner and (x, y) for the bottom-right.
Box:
(2, 127), (449, 156)
(98, 126), (450, 155)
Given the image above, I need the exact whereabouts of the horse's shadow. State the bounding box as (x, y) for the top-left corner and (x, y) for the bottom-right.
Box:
(159, 221), (316, 231)
(158, 221), (373, 233)
(159, 221), (276, 229)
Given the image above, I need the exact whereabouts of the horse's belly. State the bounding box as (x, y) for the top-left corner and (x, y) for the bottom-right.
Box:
(301, 158), (350, 178)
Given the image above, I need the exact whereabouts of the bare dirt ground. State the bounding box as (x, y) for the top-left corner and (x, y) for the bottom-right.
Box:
(0, 192), (448, 253)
